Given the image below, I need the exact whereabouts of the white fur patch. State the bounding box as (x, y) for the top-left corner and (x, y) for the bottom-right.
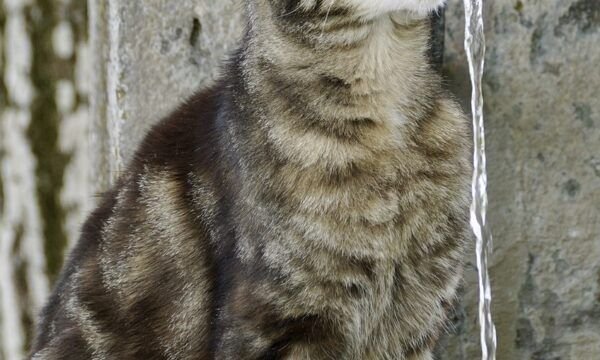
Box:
(343, 0), (447, 18)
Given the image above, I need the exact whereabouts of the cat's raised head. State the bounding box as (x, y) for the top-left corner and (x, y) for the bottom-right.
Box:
(342, 0), (447, 17)
(248, 0), (444, 48)
(263, 0), (447, 19)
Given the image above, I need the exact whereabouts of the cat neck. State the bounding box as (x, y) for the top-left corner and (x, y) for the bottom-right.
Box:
(228, 7), (442, 180)
(225, 8), (446, 260)
(239, 6), (439, 132)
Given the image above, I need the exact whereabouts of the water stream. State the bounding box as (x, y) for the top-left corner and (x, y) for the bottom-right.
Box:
(462, 0), (498, 359)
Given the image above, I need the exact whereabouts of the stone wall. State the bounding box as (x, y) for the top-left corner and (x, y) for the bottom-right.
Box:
(91, 0), (244, 185)
(441, 0), (600, 359)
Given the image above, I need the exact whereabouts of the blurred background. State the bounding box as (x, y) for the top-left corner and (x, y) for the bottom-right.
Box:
(0, 0), (598, 359)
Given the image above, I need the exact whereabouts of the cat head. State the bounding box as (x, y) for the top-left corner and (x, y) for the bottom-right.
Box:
(264, 0), (447, 19)
(342, 0), (447, 17)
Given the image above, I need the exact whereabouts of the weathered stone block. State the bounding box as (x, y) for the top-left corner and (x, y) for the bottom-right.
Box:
(442, 0), (600, 358)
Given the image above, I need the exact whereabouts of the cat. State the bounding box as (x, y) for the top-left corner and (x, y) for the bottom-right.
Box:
(31, 0), (471, 359)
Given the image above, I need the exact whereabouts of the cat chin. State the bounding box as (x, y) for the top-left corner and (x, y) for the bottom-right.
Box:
(343, 0), (447, 18)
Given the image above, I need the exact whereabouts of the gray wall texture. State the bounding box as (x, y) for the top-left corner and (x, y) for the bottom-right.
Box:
(0, 0), (598, 359)
(441, 0), (600, 359)
(89, 0), (244, 191)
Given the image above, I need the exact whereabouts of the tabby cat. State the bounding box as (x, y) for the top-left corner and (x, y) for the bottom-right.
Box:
(31, 0), (471, 359)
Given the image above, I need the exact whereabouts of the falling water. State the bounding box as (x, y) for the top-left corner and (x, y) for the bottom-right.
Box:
(462, 0), (497, 359)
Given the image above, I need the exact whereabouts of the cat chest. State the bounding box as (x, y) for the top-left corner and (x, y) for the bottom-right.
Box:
(291, 258), (454, 357)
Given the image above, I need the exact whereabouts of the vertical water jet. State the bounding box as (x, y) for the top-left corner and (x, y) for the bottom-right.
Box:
(463, 0), (497, 359)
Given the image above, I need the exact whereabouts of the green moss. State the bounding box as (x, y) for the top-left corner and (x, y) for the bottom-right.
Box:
(0, 0), (6, 212)
(12, 223), (34, 351)
(0, 147), (4, 212)
(25, 0), (71, 283)
(514, 1), (524, 13)
(69, 0), (88, 39)
(68, 0), (89, 108)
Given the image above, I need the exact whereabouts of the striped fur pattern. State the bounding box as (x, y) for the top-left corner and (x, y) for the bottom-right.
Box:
(31, 1), (471, 359)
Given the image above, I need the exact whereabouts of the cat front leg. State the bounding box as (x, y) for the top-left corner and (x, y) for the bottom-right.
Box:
(214, 280), (349, 359)
(215, 310), (348, 360)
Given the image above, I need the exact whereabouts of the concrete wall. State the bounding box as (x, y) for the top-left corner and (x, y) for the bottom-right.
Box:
(92, 0), (244, 186)
(441, 0), (600, 359)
